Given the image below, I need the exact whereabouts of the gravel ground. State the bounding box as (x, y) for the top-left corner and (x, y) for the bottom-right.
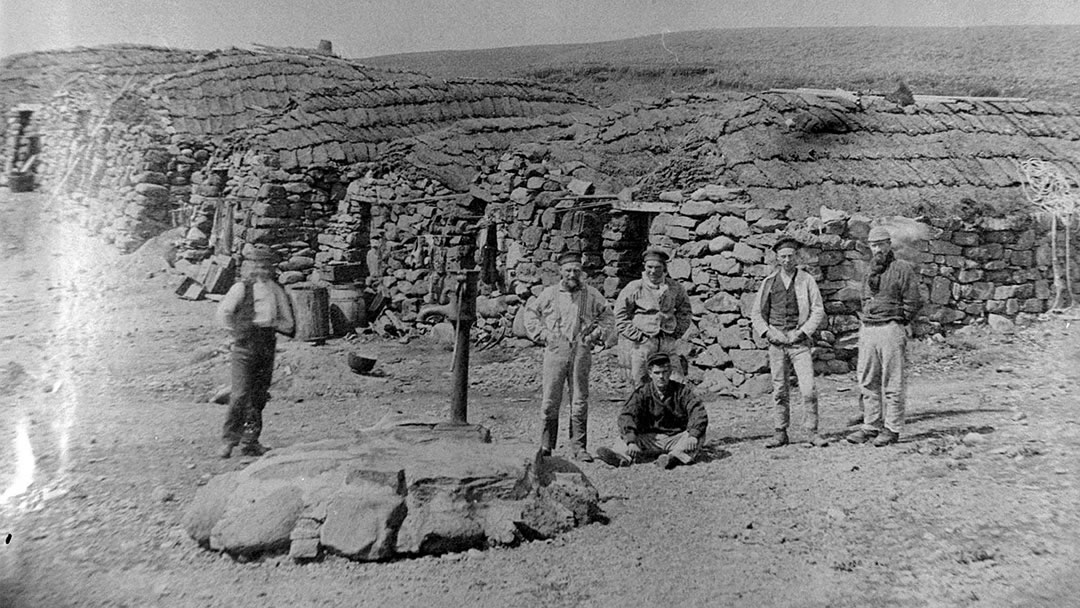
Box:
(2, 190), (1080, 608)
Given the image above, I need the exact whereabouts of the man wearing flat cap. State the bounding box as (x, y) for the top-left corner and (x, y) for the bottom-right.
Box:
(750, 237), (827, 448)
(594, 352), (709, 469)
(524, 251), (615, 461)
(216, 244), (295, 458)
(847, 225), (922, 447)
(614, 246), (693, 386)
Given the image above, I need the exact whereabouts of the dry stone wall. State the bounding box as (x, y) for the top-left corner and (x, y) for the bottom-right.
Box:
(640, 185), (1053, 396)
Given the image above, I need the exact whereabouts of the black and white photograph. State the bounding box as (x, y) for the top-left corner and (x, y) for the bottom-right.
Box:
(2, 1), (1080, 606)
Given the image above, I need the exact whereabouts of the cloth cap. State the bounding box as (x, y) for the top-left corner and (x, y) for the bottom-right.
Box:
(773, 237), (801, 252)
(557, 251), (583, 266)
(245, 244), (279, 263)
(646, 352), (672, 368)
(868, 226), (892, 242)
(642, 246), (670, 263)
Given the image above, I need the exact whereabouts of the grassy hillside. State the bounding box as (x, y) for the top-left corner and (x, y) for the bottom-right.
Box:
(358, 25), (1080, 106)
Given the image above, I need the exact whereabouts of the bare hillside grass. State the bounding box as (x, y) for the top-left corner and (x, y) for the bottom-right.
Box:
(359, 25), (1080, 106)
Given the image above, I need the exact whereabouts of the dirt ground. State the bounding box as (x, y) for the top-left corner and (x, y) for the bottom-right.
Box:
(2, 189), (1080, 608)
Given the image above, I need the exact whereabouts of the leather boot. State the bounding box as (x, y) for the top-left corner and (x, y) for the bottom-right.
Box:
(540, 418), (558, 455)
(764, 430), (788, 449)
(569, 418), (593, 462)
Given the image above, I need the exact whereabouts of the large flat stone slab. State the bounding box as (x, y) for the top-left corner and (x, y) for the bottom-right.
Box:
(183, 417), (600, 561)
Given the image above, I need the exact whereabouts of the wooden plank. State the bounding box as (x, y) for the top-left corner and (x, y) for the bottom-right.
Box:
(612, 199), (679, 213)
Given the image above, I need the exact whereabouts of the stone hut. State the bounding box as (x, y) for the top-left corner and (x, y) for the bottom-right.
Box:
(6, 44), (1080, 394)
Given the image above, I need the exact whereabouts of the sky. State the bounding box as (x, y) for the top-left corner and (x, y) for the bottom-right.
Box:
(2, 0), (1079, 59)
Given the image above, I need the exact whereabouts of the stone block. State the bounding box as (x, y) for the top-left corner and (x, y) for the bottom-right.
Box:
(930, 276), (952, 305)
(668, 258), (692, 280)
(659, 190), (684, 203)
(666, 226), (693, 241)
(957, 269), (983, 284)
(680, 201), (716, 217)
(209, 485), (305, 554)
(707, 254), (740, 275)
(929, 240), (963, 256)
(696, 344), (731, 368)
(699, 369), (736, 395)
(730, 349), (769, 374)
(691, 185), (741, 201)
(731, 243), (763, 264)
(952, 232), (980, 246)
(741, 373), (772, 397)
(695, 215), (722, 238)
(717, 326), (746, 349)
(321, 487), (407, 560)
(718, 216), (750, 238)
(704, 292), (741, 313)
(1021, 298), (1046, 313)
(707, 235), (736, 253)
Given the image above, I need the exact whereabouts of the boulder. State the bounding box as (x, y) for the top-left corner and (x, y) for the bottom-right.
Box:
(183, 418), (600, 561)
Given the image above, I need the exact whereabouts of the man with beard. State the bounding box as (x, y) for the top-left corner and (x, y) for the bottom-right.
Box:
(217, 245), (295, 458)
(524, 251), (614, 461)
(749, 237), (827, 448)
(847, 226), (922, 447)
(614, 246), (693, 385)
(594, 352), (708, 470)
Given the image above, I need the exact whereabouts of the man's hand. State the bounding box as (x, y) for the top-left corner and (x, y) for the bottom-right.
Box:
(684, 436), (699, 452)
(904, 324), (914, 339)
(625, 442), (641, 462)
(786, 329), (804, 344)
(767, 327), (789, 345)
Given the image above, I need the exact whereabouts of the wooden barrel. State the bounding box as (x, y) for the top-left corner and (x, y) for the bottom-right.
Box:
(328, 285), (366, 336)
(287, 284), (329, 343)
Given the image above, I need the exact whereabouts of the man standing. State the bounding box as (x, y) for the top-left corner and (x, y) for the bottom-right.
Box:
(614, 246), (693, 385)
(217, 245), (295, 458)
(750, 237), (827, 448)
(523, 251), (614, 462)
(847, 226), (922, 447)
(595, 352), (709, 469)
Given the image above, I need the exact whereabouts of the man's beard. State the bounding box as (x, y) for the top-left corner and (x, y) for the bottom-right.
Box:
(868, 250), (894, 291)
(562, 277), (581, 291)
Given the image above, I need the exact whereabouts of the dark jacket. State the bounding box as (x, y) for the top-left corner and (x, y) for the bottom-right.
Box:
(860, 258), (921, 324)
(618, 380), (708, 442)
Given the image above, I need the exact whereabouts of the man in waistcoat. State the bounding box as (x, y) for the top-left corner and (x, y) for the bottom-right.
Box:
(216, 245), (295, 458)
(847, 225), (922, 447)
(523, 251), (615, 462)
(614, 246), (693, 385)
(750, 237), (827, 448)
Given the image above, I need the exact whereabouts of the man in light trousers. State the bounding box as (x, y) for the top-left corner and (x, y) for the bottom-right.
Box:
(524, 251), (614, 462)
(614, 246), (693, 385)
(847, 226), (922, 447)
(749, 237), (827, 448)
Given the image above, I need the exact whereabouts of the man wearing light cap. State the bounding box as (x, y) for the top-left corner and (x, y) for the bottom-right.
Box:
(750, 237), (827, 448)
(216, 244), (296, 458)
(524, 251), (615, 461)
(847, 225), (922, 447)
(614, 246), (693, 385)
(594, 352), (709, 470)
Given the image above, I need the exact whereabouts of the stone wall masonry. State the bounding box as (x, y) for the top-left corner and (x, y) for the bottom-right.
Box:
(642, 186), (1054, 397)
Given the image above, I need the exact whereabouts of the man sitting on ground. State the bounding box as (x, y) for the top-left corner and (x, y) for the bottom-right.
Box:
(595, 352), (709, 469)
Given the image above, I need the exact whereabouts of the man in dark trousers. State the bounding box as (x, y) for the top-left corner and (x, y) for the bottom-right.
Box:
(594, 352), (709, 470)
(216, 245), (295, 458)
(749, 237), (827, 448)
(847, 226), (922, 447)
